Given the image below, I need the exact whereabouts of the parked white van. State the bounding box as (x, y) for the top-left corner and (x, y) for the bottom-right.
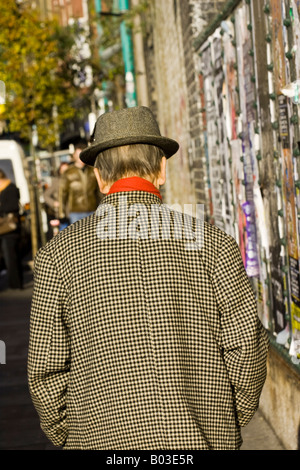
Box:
(0, 140), (30, 208)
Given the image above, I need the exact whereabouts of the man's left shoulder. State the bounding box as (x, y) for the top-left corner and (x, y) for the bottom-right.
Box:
(46, 213), (97, 252)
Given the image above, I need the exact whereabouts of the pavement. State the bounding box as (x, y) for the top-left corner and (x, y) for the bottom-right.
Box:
(0, 265), (286, 451)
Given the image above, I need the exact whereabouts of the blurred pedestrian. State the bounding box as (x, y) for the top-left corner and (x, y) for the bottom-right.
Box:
(28, 106), (269, 450)
(44, 162), (69, 235)
(0, 169), (23, 289)
(58, 142), (100, 225)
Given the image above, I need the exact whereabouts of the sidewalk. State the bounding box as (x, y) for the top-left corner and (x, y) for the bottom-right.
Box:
(241, 410), (285, 450)
(0, 267), (285, 450)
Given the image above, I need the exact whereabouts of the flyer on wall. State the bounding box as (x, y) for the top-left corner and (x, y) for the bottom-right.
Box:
(235, 3), (260, 279)
(202, 43), (224, 230)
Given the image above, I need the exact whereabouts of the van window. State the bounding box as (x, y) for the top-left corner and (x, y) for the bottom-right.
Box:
(0, 159), (15, 184)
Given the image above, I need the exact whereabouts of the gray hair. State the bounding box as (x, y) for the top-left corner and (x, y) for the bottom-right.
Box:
(94, 144), (165, 184)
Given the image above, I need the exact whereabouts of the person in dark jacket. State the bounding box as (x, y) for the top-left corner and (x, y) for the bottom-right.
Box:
(44, 162), (70, 235)
(0, 169), (23, 289)
(58, 142), (101, 225)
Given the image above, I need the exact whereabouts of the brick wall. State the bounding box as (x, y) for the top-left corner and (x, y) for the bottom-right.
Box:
(141, 0), (227, 209)
(145, 0), (197, 206)
(179, 0), (206, 207)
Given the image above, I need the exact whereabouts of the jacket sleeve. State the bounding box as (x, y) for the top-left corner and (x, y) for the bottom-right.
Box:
(58, 175), (68, 219)
(43, 180), (58, 211)
(27, 246), (70, 447)
(212, 234), (269, 427)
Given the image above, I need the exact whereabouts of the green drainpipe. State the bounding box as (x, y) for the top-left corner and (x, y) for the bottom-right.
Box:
(118, 0), (137, 107)
(94, 0), (109, 111)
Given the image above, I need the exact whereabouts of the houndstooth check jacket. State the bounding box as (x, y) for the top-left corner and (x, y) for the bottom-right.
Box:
(28, 191), (269, 450)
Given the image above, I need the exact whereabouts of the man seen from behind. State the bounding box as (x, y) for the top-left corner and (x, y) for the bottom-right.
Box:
(28, 106), (269, 450)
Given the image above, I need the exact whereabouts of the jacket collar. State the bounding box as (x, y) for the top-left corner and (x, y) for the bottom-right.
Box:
(107, 177), (162, 200)
(100, 190), (163, 207)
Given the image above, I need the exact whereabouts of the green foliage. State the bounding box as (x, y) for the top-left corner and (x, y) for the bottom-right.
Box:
(90, 0), (123, 83)
(0, 0), (88, 149)
(122, 0), (150, 33)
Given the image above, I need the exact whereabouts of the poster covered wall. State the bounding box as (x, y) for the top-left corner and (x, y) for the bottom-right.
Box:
(197, 0), (300, 364)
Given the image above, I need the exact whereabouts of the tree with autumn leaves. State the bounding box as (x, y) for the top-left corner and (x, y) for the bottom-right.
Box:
(0, 1), (97, 150)
(0, 0), (150, 150)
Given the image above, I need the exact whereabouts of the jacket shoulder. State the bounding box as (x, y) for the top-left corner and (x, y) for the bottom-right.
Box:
(200, 221), (230, 280)
(64, 165), (78, 176)
(1, 182), (19, 195)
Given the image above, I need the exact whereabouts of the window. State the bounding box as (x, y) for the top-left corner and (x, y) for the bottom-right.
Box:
(0, 159), (15, 184)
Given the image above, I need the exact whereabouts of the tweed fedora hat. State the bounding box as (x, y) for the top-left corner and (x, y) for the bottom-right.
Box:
(80, 106), (179, 166)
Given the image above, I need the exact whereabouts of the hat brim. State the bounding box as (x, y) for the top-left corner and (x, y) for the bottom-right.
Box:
(80, 135), (179, 166)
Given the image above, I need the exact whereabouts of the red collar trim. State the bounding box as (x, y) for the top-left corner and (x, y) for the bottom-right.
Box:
(107, 177), (162, 200)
